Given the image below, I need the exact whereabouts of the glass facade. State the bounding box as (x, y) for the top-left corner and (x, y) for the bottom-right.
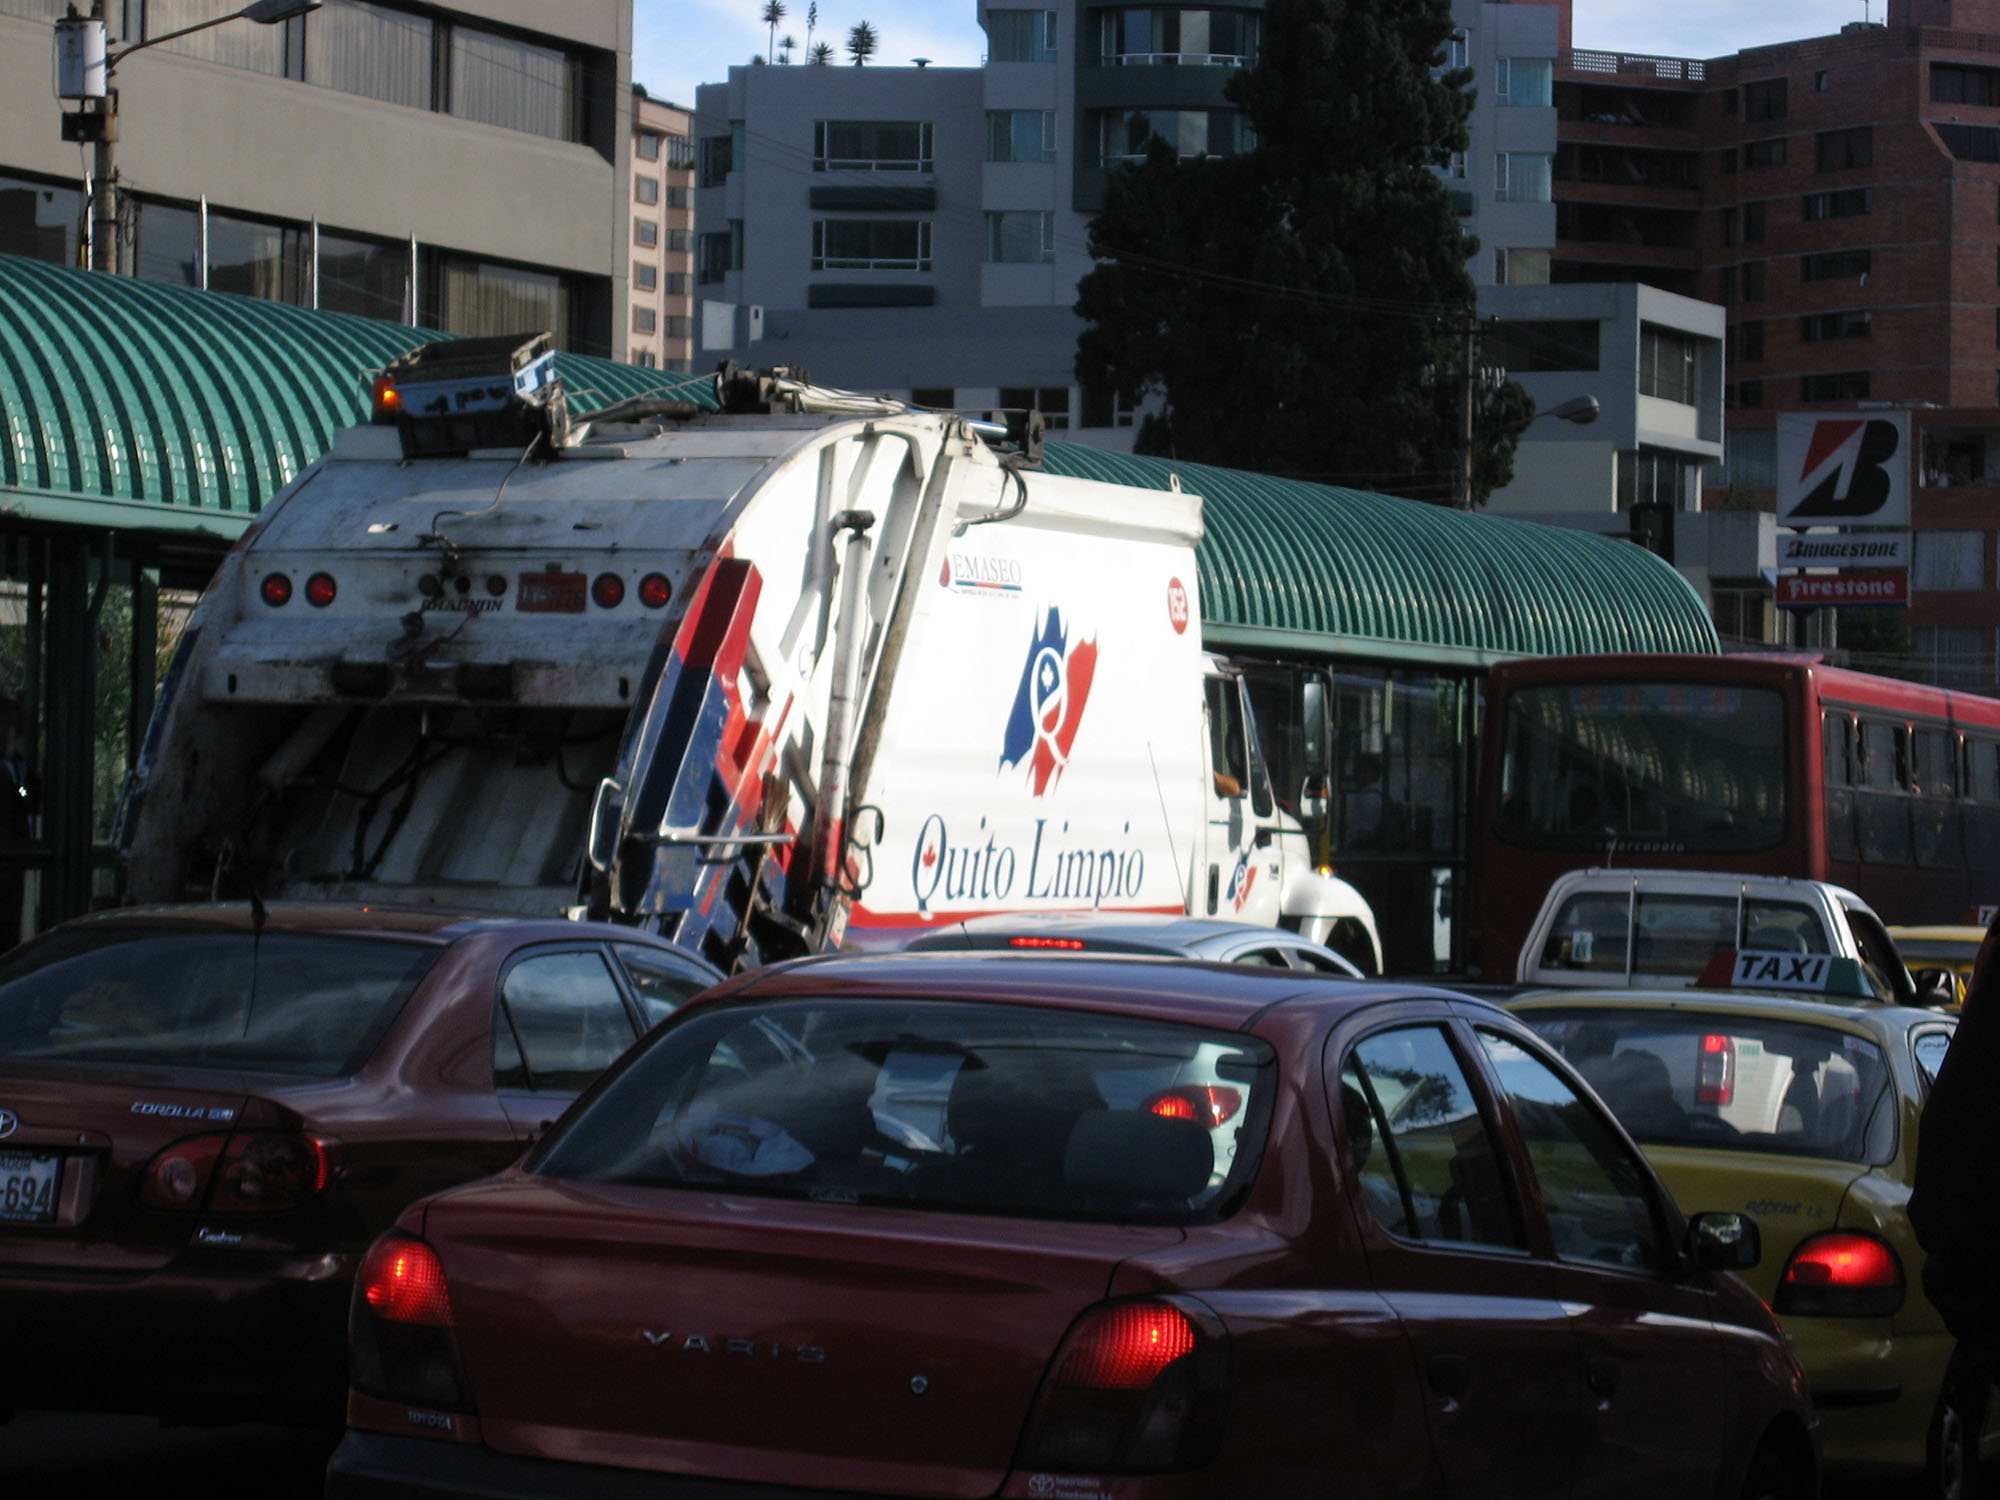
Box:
(1099, 8), (1259, 65)
(1100, 108), (1252, 164)
(0, 175), (82, 268)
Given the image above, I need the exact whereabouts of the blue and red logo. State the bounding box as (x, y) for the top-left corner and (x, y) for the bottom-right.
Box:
(1000, 608), (1097, 796)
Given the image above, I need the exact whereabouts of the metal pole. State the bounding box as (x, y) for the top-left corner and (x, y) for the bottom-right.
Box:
(89, 0), (116, 274)
(1458, 318), (1476, 511)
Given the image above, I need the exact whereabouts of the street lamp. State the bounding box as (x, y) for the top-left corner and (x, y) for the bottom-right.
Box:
(54, 0), (322, 273)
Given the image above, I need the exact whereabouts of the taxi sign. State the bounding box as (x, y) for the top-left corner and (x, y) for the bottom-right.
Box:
(1696, 948), (1872, 998)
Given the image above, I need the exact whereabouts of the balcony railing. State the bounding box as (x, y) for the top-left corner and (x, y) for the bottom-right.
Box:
(1566, 49), (1707, 82)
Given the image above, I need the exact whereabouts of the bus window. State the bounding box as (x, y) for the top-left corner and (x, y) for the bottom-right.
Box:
(1823, 710), (1858, 863)
(1914, 728), (1964, 871)
(1967, 739), (2000, 873)
(1857, 719), (1914, 865)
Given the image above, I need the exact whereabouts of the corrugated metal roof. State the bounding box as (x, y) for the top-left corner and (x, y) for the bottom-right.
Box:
(1040, 446), (1719, 663)
(0, 253), (713, 536)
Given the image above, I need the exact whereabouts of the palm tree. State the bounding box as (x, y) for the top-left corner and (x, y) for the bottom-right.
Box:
(760, 1), (786, 64)
(778, 33), (797, 63)
(846, 20), (878, 65)
(808, 40), (834, 65)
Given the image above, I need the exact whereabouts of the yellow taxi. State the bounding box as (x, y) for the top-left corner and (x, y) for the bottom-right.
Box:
(1889, 925), (1987, 991)
(1508, 964), (1982, 1499)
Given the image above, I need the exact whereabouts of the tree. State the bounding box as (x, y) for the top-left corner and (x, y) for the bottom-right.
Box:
(846, 20), (877, 65)
(1074, 0), (1528, 505)
(779, 33), (797, 63)
(809, 40), (834, 64)
(760, 1), (786, 64)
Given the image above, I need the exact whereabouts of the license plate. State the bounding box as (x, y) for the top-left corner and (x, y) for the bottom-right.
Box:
(517, 571), (586, 613)
(0, 1149), (60, 1224)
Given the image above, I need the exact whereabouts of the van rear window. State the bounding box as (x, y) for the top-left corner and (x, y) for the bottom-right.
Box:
(533, 998), (1276, 1223)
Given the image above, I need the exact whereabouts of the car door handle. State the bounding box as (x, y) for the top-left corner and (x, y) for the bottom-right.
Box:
(1426, 1352), (1474, 1399)
(1586, 1355), (1621, 1397)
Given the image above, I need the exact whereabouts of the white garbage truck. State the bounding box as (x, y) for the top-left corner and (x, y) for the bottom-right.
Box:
(119, 342), (1380, 973)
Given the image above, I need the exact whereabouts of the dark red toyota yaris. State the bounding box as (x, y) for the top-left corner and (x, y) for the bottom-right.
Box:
(0, 902), (718, 1425)
(328, 954), (1819, 1500)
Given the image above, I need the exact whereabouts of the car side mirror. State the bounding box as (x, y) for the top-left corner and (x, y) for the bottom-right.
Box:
(1911, 967), (1963, 1007)
(1685, 1210), (1760, 1272)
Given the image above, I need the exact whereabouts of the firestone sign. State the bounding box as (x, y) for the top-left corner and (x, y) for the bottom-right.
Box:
(1775, 572), (1910, 608)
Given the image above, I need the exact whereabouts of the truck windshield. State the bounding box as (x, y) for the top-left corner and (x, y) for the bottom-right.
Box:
(1494, 681), (1787, 854)
(533, 997), (1275, 1224)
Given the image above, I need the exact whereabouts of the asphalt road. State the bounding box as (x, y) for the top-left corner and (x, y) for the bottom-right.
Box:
(0, 1409), (341, 1496)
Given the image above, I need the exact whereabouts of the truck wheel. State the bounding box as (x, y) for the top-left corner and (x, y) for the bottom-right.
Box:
(1929, 1356), (1987, 1500)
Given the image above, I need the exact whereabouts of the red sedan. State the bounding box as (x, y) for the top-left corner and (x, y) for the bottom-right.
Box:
(0, 902), (719, 1425)
(328, 954), (1818, 1499)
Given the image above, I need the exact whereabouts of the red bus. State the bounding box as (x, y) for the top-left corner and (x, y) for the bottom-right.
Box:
(1469, 653), (2000, 977)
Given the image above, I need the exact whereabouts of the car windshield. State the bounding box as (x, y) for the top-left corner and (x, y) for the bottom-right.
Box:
(533, 997), (1276, 1223)
(1516, 1007), (1897, 1164)
(0, 928), (439, 1076)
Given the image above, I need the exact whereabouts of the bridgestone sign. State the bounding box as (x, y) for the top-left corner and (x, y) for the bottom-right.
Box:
(1776, 412), (1910, 529)
(1775, 532), (1911, 568)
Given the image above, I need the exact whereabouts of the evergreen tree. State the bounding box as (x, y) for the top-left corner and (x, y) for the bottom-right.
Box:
(1075, 0), (1530, 504)
(846, 20), (878, 65)
(808, 41), (834, 64)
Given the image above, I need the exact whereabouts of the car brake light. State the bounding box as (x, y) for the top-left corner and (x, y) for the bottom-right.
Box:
(1008, 936), (1087, 950)
(351, 1233), (471, 1416)
(639, 572), (673, 608)
(1775, 1230), (1904, 1317)
(592, 572), (626, 609)
(1146, 1086), (1243, 1128)
(1017, 1298), (1229, 1473)
(305, 572), (337, 608)
(1697, 1033), (1735, 1105)
(140, 1130), (340, 1213)
(260, 573), (293, 607)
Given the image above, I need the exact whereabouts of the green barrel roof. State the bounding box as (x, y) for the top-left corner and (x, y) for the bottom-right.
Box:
(0, 253), (713, 537)
(1041, 447), (1719, 664)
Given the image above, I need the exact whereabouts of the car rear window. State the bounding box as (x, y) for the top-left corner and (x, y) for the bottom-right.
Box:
(0, 929), (439, 1076)
(1516, 1007), (1896, 1164)
(532, 997), (1276, 1223)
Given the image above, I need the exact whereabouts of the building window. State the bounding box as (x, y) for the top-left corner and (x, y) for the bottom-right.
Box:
(697, 223), (741, 283)
(1495, 152), (1553, 203)
(1743, 137), (1786, 170)
(1720, 86), (1738, 115)
(986, 210), (1056, 264)
(1815, 70), (1830, 92)
(1717, 146), (1738, 175)
(318, 226), (412, 321)
(635, 351), (659, 368)
(1099, 108), (1252, 164)
(814, 120), (934, 171)
(635, 263), (657, 291)
(1802, 308), (1871, 342)
(988, 9), (1058, 62)
(1743, 201), (1765, 242)
(431, 253), (576, 353)
(637, 132), (661, 161)
(667, 134), (695, 169)
(1438, 30), (1468, 76)
(1719, 266), (1736, 305)
(1639, 325), (1699, 405)
(633, 306), (656, 334)
(1743, 77), (1787, 121)
(302, 0), (432, 109)
(1496, 57), (1553, 108)
(1618, 449), (1701, 510)
(1719, 207), (1737, 248)
(1815, 126), (1873, 172)
(635, 219), (657, 248)
(663, 315), (692, 339)
(1914, 532), (1986, 590)
(1742, 261), (1765, 302)
(1100, 8), (1260, 67)
(1739, 378), (1765, 408)
(1802, 248), (1870, 281)
(1801, 370), (1871, 402)
(999, 387), (1071, 430)
(1485, 320), (1601, 371)
(636, 176), (659, 204)
(147, 0), (289, 74)
(1494, 247), (1551, 285)
(1935, 63), (2000, 105)
(665, 186), (691, 209)
(1804, 188), (1871, 220)
(663, 271), (687, 294)
(699, 134), (733, 187)
(1735, 320), (1764, 362)
(1081, 381), (1137, 427)
(812, 219), (933, 271)
(1447, 150), (1467, 178)
(665, 228), (691, 253)
(987, 110), (1057, 163)
(448, 24), (579, 142)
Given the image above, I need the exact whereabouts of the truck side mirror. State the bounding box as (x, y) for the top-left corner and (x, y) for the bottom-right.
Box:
(587, 777), (625, 873)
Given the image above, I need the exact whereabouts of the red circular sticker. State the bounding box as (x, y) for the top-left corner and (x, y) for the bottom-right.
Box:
(1167, 577), (1189, 635)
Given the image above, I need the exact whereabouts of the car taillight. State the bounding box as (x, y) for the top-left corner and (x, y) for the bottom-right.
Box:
(1016, 1297), (1229, 1474)
(639, 572), (673, 608)
(1008, 936), (1087, 950)
(1697, 1033), (1736, 1105)
(139, 1130), (340, 1213)
(260, 573), (293, 607)
(1146, 1086), (1243, 1128)
(305, 572), (337, 608)
(1775, 1230), (1904, 1317)
(591, 572), (625, 609)
(351, 1233), (471, 1414)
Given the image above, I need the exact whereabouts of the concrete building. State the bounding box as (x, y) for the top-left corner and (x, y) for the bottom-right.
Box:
(628, 89), (695, 370)
(0, 0), (632, 356)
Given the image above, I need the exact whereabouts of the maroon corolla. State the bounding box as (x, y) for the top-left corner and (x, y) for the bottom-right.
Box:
(0, 902), (718, 1425)
(328, 954), (1818, 1500)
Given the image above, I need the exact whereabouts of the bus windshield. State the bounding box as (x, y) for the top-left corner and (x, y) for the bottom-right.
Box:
(1494, 681), (1787, 854)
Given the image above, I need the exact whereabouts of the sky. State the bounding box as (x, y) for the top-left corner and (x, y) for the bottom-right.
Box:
(631, 1), (1882, 111)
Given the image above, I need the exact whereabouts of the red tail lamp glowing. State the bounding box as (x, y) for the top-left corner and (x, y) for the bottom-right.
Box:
(360, 1236), (455, 1327)
(1007, 936), (1086, 950)
(260, 574), (293, 607)
(1055, 1302), (1196, 1389)
(1146, 1086), (1244, 1127)
(592, 573), (626, 609)
(1697, 1033), (1736, 1105)
(305, 573), (337, 608)
(639, 572), (673, 609)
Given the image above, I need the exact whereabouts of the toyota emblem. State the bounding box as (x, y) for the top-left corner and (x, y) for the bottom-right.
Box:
(0, 1109), (17, 1139)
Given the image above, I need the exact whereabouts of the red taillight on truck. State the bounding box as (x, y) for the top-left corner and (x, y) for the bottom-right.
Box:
(260, 573), (293, 608)
(351, 1233), (471, 1415)
(139, 1130), (340, 1212)
(1696, 1033), (1736, 1105)
(639, 572), (673, 608)
(1016, 1297), (1230, 1474)
(305, 572), (337, 608)
(591, 572), (626, 609)
(1774, 1230), (1904, 1317)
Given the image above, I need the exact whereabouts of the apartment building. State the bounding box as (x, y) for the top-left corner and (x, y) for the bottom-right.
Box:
(0, 0), (632, 356)
(629, 88), (695, 369)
